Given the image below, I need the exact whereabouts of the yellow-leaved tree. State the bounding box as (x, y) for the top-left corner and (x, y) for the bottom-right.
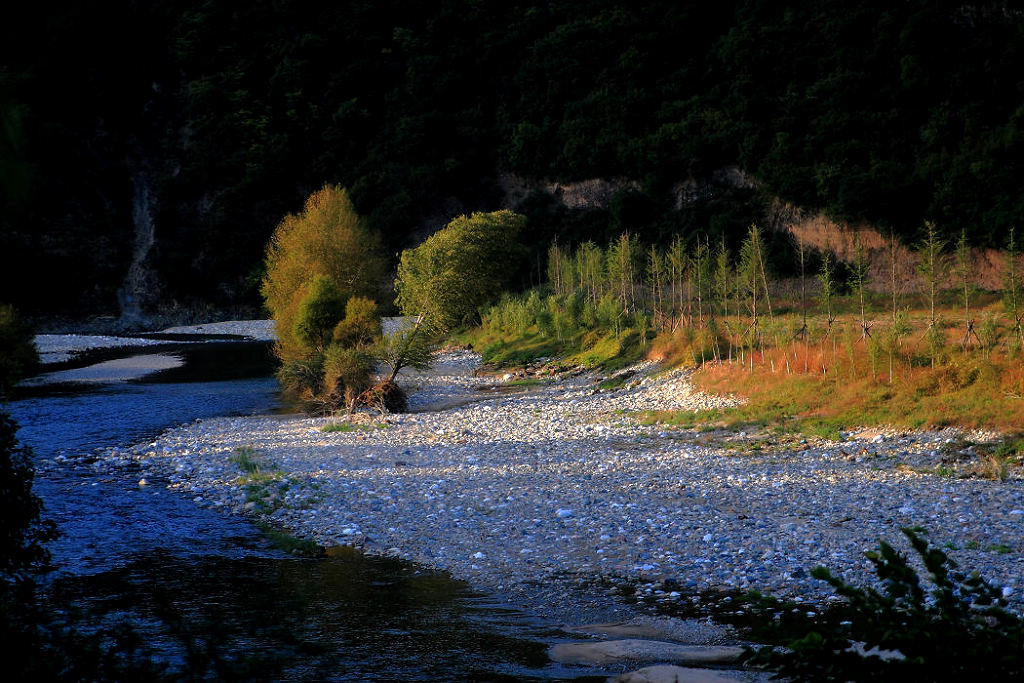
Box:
(261, 185), (385, 406)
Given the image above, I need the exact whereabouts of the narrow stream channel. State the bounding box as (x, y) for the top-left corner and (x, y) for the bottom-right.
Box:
(8, 339), (607, 681)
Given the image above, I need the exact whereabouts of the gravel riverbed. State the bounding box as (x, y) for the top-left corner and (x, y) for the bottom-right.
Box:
(65, 347), (1024, 624)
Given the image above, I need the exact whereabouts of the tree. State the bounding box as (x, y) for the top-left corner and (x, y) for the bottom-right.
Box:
(739, 224), (772, 342)
(605, 232), (642, 316)
(917, 221), (946, 368)
(395, 210), (526, 333)
(714, 236), (733, 318)
(850, 234), (872, 341)
(954, 229), (979, 349)
(332, 296), (382, 349)
(547, 241), (573, 297)
(261, 185), (385, 362)
(646, 245), (666, 327)
(1005, 227), (1023, 346)
(692, 234), (712, 325)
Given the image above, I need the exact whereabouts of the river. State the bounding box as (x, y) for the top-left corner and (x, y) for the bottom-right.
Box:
(7, 338), (607, 681)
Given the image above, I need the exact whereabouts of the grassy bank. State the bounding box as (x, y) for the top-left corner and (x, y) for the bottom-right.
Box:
(462, 296), (1024, 447)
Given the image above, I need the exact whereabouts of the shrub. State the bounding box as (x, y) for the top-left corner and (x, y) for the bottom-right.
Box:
(395, 210), (526, 333)
(743, 528), (1024, 681)
(0, 305), (38, 395)
(292, 275), (347, 352)
(375, 315), (435, 385)
(536, 309), (556, 338)
(276, 354), (325, 400)
(331, 296), (381, 349)
(322, 345), (374, 412)
(0, 411), (56, 587)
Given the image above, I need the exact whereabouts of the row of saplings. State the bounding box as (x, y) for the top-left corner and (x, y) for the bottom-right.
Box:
(261, 185), (523, 414)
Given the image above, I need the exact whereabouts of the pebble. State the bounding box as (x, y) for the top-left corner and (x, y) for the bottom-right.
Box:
(78, 346), (1024, 620)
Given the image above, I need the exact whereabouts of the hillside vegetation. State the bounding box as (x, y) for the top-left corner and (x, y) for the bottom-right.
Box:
(3, 1), (1024, 315)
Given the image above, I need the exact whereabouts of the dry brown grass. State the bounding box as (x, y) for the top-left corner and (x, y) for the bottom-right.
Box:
(649, 309), (1024, 436)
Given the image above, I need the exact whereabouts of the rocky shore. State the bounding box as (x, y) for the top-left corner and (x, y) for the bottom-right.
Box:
(72, 345), (1024, 627)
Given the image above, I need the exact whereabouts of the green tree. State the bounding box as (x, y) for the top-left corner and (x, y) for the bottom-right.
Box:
(954, 229), (979, 348)
(739, 224), (771, 341)
(714, 236), (733, 318)
(574, 241), (604, 305)
(646, 245), (666, 327)
(395, 210), (526, 333)
(818, 250), (836, 327)
(322, 345), (375, 414)
(605, 232), (642, 316)
(667, 235), (688, 323)
(546, 241), (573, 297)
(692, 235), (712, 324)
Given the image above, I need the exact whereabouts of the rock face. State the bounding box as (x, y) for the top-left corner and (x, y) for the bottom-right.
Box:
(548, 640), (744, 667)
(611, 664), (751, 683)
(498, 172), (641, 211)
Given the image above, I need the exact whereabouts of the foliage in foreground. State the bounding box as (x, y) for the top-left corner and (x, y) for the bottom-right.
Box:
(0, 304), (38, 396)
(743, 528), (1024, 681)
(0, 411), (56, 590)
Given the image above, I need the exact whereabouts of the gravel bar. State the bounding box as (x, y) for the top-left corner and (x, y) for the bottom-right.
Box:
(79, 350), (1024, 622)
(34, 320), (276, 365)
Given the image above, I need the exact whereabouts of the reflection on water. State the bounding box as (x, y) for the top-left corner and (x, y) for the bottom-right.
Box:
(7, 342), (606, 681)
(50, 549), (599, 682)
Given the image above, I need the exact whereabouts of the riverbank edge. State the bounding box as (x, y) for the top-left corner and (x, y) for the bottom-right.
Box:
(93, 347), (1024, 622)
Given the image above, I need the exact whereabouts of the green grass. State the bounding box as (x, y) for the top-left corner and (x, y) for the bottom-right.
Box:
(254, 521), (323, 557)
(321, 421), (388, 433)
(321, 422), (356, 432)
(230, 446), (263, 474)
(478, 333), (565, 367)
(464, 324), (645, 371)
(597, 375), (629, 390)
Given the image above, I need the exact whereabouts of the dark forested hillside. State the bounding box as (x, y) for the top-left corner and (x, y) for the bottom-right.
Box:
(2, 1), (1022, 318)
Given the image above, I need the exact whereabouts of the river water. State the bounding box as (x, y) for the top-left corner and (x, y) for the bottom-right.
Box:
(7, 339), (606, 681)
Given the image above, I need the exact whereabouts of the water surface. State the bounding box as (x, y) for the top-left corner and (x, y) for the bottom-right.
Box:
(7, 340), (606, 681)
